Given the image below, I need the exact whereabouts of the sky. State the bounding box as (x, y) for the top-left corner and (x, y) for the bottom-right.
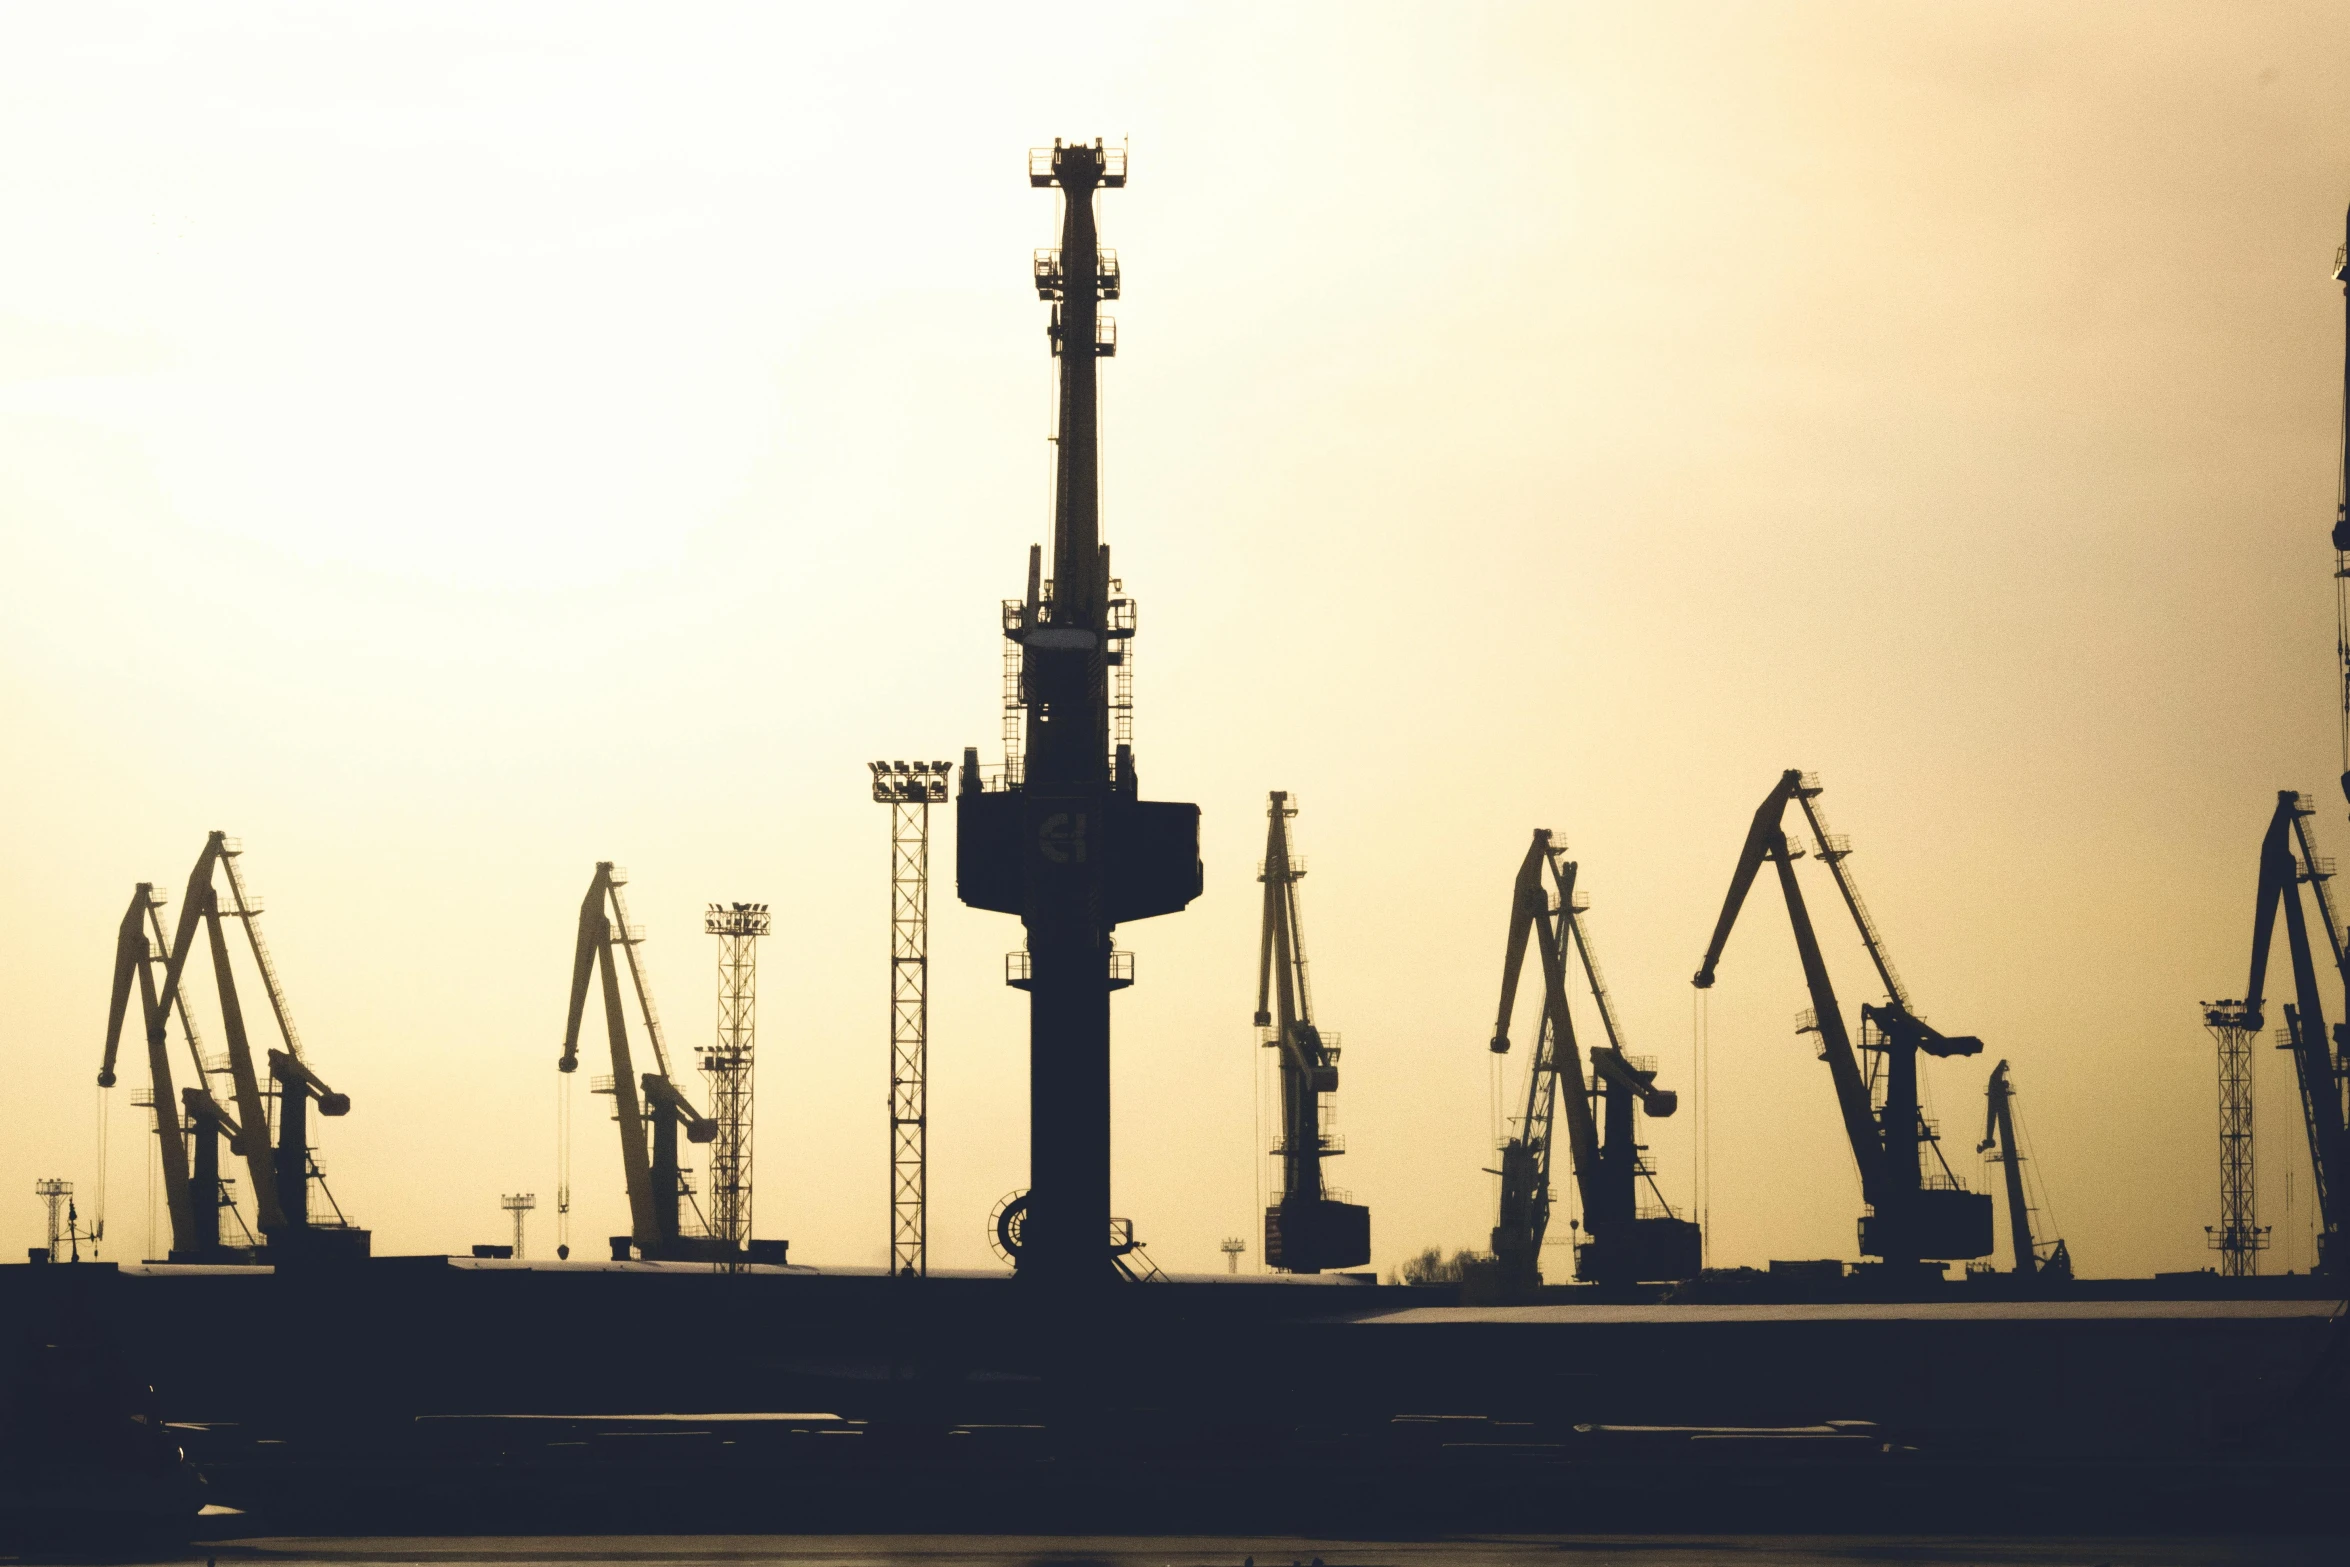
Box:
(3, 2), (2348, 1282)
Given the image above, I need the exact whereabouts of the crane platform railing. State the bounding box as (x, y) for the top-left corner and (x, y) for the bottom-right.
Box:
(1271, 1131), (1347, 1155)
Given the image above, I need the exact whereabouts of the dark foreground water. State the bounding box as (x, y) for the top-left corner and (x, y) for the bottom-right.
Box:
(172, 1535), (2345, 1567)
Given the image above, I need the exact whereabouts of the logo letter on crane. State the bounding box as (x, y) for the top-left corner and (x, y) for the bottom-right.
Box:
(1039, 812), (1088, 864)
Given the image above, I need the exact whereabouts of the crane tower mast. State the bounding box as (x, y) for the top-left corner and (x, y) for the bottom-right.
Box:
(957, 141), (1201, 1289)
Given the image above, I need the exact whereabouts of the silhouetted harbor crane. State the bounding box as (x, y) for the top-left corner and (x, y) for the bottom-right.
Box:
(97, 834), (363, 1262)
(560, 861), (733, 1263)
(1978, 1060), (2069, 1280)
(2205, 791), (2347, 1275)
(1488, 830), (1698, 1296)
(1255, 792), (1369, 1273)
(1693, 772), (1991, 1272)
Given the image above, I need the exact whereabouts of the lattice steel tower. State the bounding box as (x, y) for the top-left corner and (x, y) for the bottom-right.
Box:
(33, 1179), (71, 1260)
(2201, 1001), (2268, 1276)
(873, 761), (950, 1276)
(703, 902), (770, 1250)
(502, 1192), (536, 1259)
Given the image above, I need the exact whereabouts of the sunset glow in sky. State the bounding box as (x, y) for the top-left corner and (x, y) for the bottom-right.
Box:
(4, 3), (2349, 1280)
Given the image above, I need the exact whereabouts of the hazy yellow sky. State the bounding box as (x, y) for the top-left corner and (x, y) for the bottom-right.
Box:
(5, 3), (2349, 1280)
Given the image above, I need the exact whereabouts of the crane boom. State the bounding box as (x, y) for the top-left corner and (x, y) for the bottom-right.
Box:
(102, 887), (199, 1257)
(1562, 883), (1629, 1057)
(1792, 788), (1909, 1012)
(1981, 1061), (2035, 1276)
(2287, 806), (2350, 988)
(101, 886), (217, 1099)
(607, 873), (679, 1083)
(198, 880), (286, 1235)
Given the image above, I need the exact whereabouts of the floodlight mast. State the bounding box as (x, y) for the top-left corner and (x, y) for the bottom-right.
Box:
(703, 900), (770, 1252)
(873, 761), (949, 1277)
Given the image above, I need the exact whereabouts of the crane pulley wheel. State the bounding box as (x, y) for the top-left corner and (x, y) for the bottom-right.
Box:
(988, 1190), (1028, 1264)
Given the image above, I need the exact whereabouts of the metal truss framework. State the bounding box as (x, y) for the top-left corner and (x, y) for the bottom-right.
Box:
(2205, 1015), (2267, 1276)
(703, 903), (771, 1251)
(873, 761), (951, 1276)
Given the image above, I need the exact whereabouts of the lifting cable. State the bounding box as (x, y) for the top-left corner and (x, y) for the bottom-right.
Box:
(91, 1082), (109, 1256)
(1250, 1020), (1262, 1271)
(556, 1067), (574, 1257)
(2336, 242), (2349, 787)
(2012, 1076), (2062, 1261)
(1694, 987), (1710, 1267)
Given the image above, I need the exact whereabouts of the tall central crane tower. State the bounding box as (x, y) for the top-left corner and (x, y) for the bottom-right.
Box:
(957, 140), (1202, 1288)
